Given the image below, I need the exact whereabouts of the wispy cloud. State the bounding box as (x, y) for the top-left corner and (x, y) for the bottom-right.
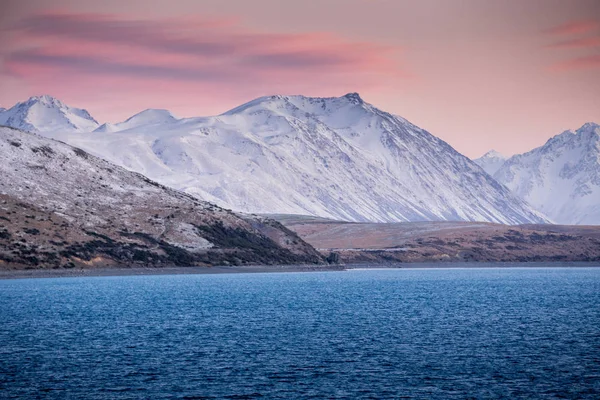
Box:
(546, 36), (600, 49)
(7, 51), (236, 82)
(2, 11), (406, 99)
(15, 13), (246, 57)
(544, 20), (599, 36)
(544, 19), (600, 72)
(549, 54), (600, 71)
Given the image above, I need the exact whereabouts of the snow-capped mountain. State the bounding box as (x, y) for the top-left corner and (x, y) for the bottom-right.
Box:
(492, 122), (600, 225)
(94, 109), (178, 133)
(474, 150), (507, 176)
(33, 93), (546, 225)
(0, 95), (99, 133)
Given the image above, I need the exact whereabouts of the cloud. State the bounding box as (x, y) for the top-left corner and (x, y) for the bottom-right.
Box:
(545, 20), (599, 36)
(543, 19), (600, 72)
(15, 12), (240, 57)
(3, 11), (404, 86)
(549, 54), (600, 71)
(546, 36), (600, 49)
(0, 10), (409, 119)
(6, 51), (238, 82)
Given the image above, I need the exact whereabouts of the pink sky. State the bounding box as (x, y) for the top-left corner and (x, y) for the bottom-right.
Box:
(1, 0), (599, 158)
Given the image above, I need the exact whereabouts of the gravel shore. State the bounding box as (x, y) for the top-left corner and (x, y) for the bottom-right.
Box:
(1, 261), (599, 280)
(0, 264), (345, 280)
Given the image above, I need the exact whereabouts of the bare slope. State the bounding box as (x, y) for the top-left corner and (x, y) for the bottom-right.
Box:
(274, 215), (600, 264)
(0, 127), (323, 269)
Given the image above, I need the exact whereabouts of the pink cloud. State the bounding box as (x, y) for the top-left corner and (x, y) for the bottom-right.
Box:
(1, 11), (406, 120)
(1, 11), (408, 120)
(1, 14), (405, 120)
(4, 60), (392, 122)
(7, 12), (401, 76)
(549, 54), (600, 72)
(543, 19), (600, 73)
(545, 20), (599, 36)
(546, 36), (600, 49)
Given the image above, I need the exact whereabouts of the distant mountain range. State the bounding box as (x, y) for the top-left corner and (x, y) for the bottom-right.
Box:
(475, 123), (600, 225)
(0, 94), (547, 225)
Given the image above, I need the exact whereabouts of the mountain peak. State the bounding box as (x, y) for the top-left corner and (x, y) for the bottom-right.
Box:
(543, 123), (599, 149)
(494, 122), (600, 224)
(93, 123), (117, 133)
(580, 122), (600, 129)
(577, 122), (600, 137)
(480, 149), (505, 159)
(342, 92), (364, 104)
(221, 92), (370, 117)
(474, 149), (508, 176)
(125, 108), (177, 123)
(27, 94), (65, 107)
(92, 108), (178, 133)
(0, 95), (98, 133)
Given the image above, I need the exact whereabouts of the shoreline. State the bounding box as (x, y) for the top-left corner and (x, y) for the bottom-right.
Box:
(0, 261), (599, 280)
(0, 264), (345, 280)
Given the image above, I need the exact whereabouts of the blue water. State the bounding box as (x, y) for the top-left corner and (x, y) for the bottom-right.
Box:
(1, 267), (599, 399)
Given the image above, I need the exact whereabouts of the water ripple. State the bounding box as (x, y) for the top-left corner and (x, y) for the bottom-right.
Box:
(1, 267), (599, 399)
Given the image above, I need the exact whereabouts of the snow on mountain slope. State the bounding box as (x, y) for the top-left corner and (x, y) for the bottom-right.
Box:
(0, 95), (99, 133)
(493, 123), (600, 225)
(43, 93), (547, 224)
(0, 126), (323, 268)
(94, 109), (178, 133)
(474, 150), (507, 176)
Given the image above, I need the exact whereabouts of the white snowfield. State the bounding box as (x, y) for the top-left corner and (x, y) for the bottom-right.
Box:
(483, 123), (600, 225)
(0, 93), (548, 224)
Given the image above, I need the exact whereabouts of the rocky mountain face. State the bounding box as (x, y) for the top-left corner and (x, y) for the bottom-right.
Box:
(0, 127), (323, 269)
(18, 93), (547, 225)
(0, 95), (99, 133)
(474, 150), (507, 176)
(490, 123), (600, 225)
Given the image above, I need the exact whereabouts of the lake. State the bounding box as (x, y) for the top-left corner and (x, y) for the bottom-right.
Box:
(1, 267), (599, 399)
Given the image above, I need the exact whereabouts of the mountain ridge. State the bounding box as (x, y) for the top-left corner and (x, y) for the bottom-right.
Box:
(482, 122), (600, 225)
(94, 109), (179, 133)
(0, 95), (99, 133)
(1, 93), (549, 225)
